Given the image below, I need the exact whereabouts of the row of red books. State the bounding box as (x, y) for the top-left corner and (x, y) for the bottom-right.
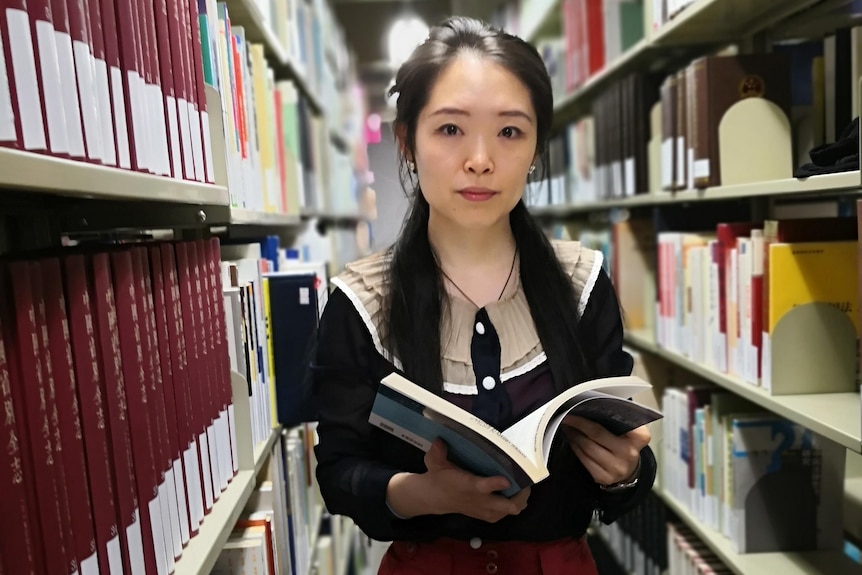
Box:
(0, 239), (238, 575)
(0, 0), (214, 182)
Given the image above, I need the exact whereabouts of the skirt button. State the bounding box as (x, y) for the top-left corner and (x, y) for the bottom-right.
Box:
(486, 563), (498, 574)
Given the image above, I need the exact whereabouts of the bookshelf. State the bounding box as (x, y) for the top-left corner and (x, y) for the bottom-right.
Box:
(0, 148), (230, 206)
(653, 486), (862, 575)
(174, 428), (280, 575)
(229, 207), (303, 226)
(519, 0), (862, 568)
(0, 0), (370, 571)
(624, 329), (862, 453)
(531, 171), (862, 216)
(537, 0), (833, 123)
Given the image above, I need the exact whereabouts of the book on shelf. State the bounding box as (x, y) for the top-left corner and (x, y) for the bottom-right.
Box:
(662, 386), (846, 554)
(0, 237), (297, 575)
(369, 372), (662, 496)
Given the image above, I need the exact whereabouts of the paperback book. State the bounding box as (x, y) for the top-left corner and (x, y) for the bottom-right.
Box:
(370, 373), (662, 496)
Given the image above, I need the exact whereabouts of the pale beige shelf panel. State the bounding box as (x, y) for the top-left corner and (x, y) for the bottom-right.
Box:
(530, 171), (862, 216)
(625, 329), (862, 453)
(222, 0), (323, 113)
(174, 428), (280, 575)
(654, 486), (862, 575)
(229, 207), (302, 226)
(0, 147), (229, 205)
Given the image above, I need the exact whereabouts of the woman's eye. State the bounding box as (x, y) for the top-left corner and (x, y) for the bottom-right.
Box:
(438, 124), (460, 136)
(500, 126), (522, 138)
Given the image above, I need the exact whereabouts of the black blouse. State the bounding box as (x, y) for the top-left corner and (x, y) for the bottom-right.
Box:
(311, 246), (656, 543)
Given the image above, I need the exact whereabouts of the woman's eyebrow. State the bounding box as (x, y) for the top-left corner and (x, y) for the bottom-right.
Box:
(428, 107), (533, 123)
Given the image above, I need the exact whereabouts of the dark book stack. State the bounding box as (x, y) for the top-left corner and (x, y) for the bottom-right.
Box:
(593, 491), (669, 575)
(593, 73), (661, 200)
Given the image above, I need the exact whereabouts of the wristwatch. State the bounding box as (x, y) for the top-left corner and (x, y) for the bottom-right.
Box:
(599, 459), (640, 493)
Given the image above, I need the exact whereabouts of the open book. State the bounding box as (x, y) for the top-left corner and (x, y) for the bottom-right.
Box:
(369, 373), (662, 496)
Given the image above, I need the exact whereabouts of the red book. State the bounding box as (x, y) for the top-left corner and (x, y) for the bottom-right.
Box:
(66, 0), (105, 164)
(149, 245), (192, 547)
(0, 0), (48, 150)
(63, 255), (125, 575)
(110, 250), (164, 575)
(170, 0), (195, 181)
(140, 0), (170, 176)
(4, 262), (70, 575)
(162, 244), (204, 530)
(28, 0), (71, 156)
(175, 242), (215, 512)
(716, 223), (756, 372)
(0, 275), (38, 575)
(89, 253), (147, 575)
(584, 0), (605, 77)
(187, 241), (222, 498)
(40, 258), (101, 575)
(0, 5), (17, 147)
(187, 0), (213, 182)
(134, 247), (181, 564)
(51, 0), (87, 159)
(181, 0), (205, 181)
(131, 0), (155, 174)
(95, 0), (131, 168)
(152, 0), (183, 178)
(196, 240), (229, 488)
(112, 0), (143, 170)
(207, 238), (237, 475)
(30, 264), (80, 575)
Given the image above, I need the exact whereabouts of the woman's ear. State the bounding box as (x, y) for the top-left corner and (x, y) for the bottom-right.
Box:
(395, 122), (412, 162)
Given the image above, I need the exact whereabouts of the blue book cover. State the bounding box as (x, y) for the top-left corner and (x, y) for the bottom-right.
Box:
(370, 373), (662, 496)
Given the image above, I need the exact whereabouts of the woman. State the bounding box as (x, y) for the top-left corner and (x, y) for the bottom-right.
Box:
(312, 16), (656, 574)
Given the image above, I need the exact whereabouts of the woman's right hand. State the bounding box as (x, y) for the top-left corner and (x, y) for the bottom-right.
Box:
(386, 439), (531, 522)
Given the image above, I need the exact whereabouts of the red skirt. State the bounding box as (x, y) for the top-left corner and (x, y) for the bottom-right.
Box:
(377, 536), (599, 575)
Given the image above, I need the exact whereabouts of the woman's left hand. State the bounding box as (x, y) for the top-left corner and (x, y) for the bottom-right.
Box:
(562, 415), (651, 486)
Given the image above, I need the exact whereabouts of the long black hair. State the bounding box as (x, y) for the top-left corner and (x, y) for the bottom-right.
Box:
(385, 16), (591, 394)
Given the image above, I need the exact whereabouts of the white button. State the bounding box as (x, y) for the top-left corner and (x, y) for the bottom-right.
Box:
(470, 537), (482, 549)
(482, 376), (496, 391)
(475, 321), (486, 335)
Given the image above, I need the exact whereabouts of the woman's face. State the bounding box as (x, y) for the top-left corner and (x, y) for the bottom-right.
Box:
(411, 53), (538, 232)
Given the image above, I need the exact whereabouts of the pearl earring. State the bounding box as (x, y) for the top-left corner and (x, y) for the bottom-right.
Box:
(407, 160), (416, 173)
(528, 165), (536, 175)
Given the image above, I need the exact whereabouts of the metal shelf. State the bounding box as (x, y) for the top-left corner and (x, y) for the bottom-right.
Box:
(530, 171), (862, 217)
(228, 207), (302, 226)
(625, 329), (862, 453)
(0, 147), (229, 206)
(654, 486), (862, 575)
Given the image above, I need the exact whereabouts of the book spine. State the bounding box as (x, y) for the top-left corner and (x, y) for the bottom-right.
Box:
(49, 0), (86, 159)
(90, 253), (146, 575)
(94, 0), (128, 168)
(2, 0), (49, 150)
(63, 254), (124, 575)
(152, 0), (182, 178)
(40, 258), (101, 575)
(29, 0), (70, 155)
(0, 269), (39, 575)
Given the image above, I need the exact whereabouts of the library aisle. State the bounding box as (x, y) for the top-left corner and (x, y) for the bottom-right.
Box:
(0, 0), (861, 575)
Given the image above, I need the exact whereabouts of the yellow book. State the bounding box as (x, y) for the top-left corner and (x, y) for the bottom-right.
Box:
(767, 241), (858, 333)
(250, 44), (275, 213)
(262, 277), (278, 427)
